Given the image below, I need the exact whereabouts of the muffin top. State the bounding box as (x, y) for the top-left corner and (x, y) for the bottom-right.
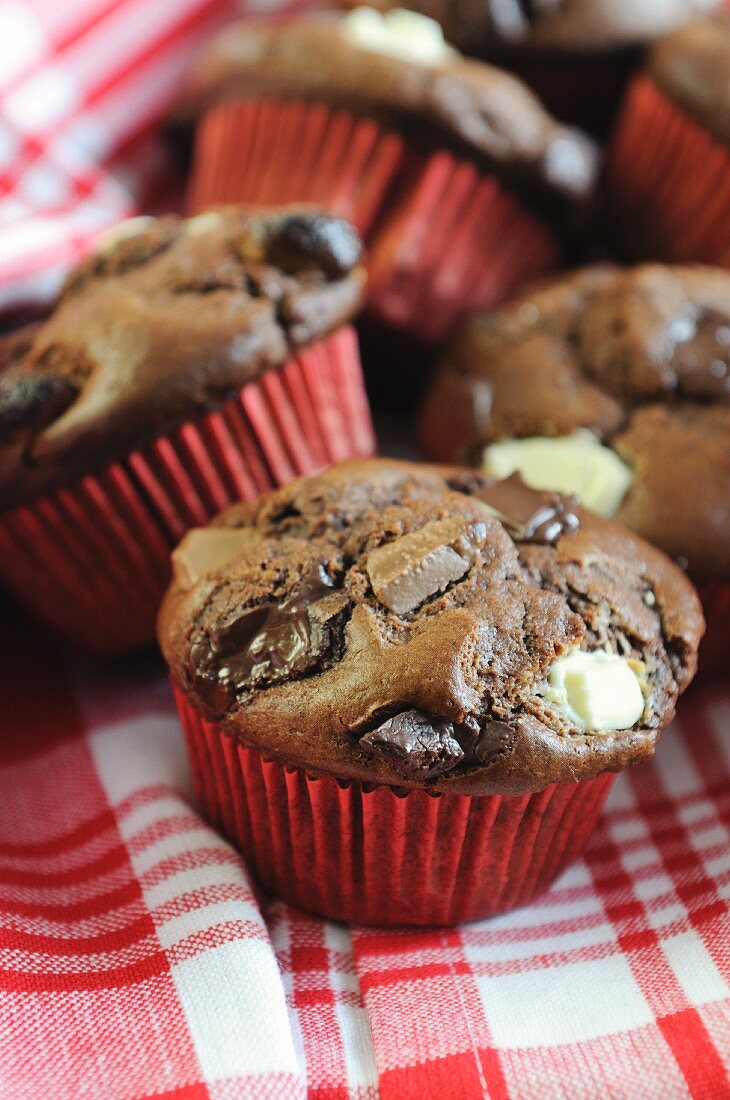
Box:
(339, 1), (721, 54)
(0, 206), (365, 510)
(420, 264), (730, 583)
(175, 12), (599, 217)
(649, 13), (730, 142)
(159, 459), (703, 796)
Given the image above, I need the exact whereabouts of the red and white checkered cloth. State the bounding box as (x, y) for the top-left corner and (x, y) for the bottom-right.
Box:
(1, 604), (729, 1099)
(0, 0), (292, 315)
(1, 1), (730, 1096)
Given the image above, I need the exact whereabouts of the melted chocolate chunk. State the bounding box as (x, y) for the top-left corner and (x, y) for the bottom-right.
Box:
(359, 710), (465, 778)
(190, 564), (349, 711)
(474, 473), (580, 544)
(267, 214), (362, 278)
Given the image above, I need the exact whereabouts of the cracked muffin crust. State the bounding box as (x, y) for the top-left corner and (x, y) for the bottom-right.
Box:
(0, 206), (365, 510)
(338, 0), (721, 54)
(159, 459), (703, 796)
(174, 12), (599, 219)
(421, 265), (730, 583)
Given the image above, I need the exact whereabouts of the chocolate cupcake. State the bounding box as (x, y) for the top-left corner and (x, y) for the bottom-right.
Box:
(159, 459), (703, 925)
(339, 0), (722, 135)
(177, 11), (599, 341)
(607, 14), (730, 266)
(0, 206), (372, 654)
(420, 265), (730, 671)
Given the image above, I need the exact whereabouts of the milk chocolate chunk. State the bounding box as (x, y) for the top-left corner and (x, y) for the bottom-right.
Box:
(359, 709), (465, 777)
(474, 473), (580, 544)
(366, 516), (488, 615)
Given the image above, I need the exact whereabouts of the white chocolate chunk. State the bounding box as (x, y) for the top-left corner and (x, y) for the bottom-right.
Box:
(542, 650), (646, 732)
(482, 431), (633, 518)
(343, 6), (455, 64)
(95, 216), (154, 253)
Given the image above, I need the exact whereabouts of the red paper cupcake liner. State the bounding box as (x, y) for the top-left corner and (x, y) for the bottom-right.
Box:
(606, 75), (730, 266)
(697, 584), (730, 682)
(0, 329), (374, 655)
(187, 98), (560, 343)
(187, 98), (406, 237)
(174, 686), (616, 926)
(366, 151), (559, 342)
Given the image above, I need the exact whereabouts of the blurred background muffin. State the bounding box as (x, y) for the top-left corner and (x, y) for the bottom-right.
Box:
(338, 0), (723, 135)
(606, 13), (730, 266)
(175, 9), (599, 344)
(420, 264), (730, 672)
(0, 206), (372, 654)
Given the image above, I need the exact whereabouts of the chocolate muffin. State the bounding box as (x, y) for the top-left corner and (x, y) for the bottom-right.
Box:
(160, 459), (702, 923)
(337, 1), (722, 134)
(0, 206), (371, 654)
(607, 14), (730, 265)
(421, 265), (730, 586)
(175, 11), (599, 220)
(0, 206), (365, 508)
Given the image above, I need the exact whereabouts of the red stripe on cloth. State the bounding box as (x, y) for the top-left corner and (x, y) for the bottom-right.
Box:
(0, 914), (156, 955)
(659, 1007), (730, 1098)
(0, 879), (143, 920)
(0, 944), (169, 992)
(0, 845), (132, 887)
(379, 1051), (499, 1100)
(0, 808), (117, 857)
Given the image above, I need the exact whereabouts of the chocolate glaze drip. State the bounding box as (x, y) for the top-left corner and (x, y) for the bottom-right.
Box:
(474, 473), (580, 544)
(189, 564), (348, 712)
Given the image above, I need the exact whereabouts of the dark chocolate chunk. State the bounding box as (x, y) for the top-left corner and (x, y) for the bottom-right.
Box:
(267, 214), (362, 278)
(474, 721), (516, 765)
(190, 563), (349, 710)
(474, 473), (580, 544)
(359, 709), (465, 778)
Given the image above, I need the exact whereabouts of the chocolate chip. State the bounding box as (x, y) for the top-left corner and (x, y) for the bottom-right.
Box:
(267, 214), (362, 278)
(359, 709), (465, 778)
(473, 473), (580, 545)
(366, 517), (488, 615)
